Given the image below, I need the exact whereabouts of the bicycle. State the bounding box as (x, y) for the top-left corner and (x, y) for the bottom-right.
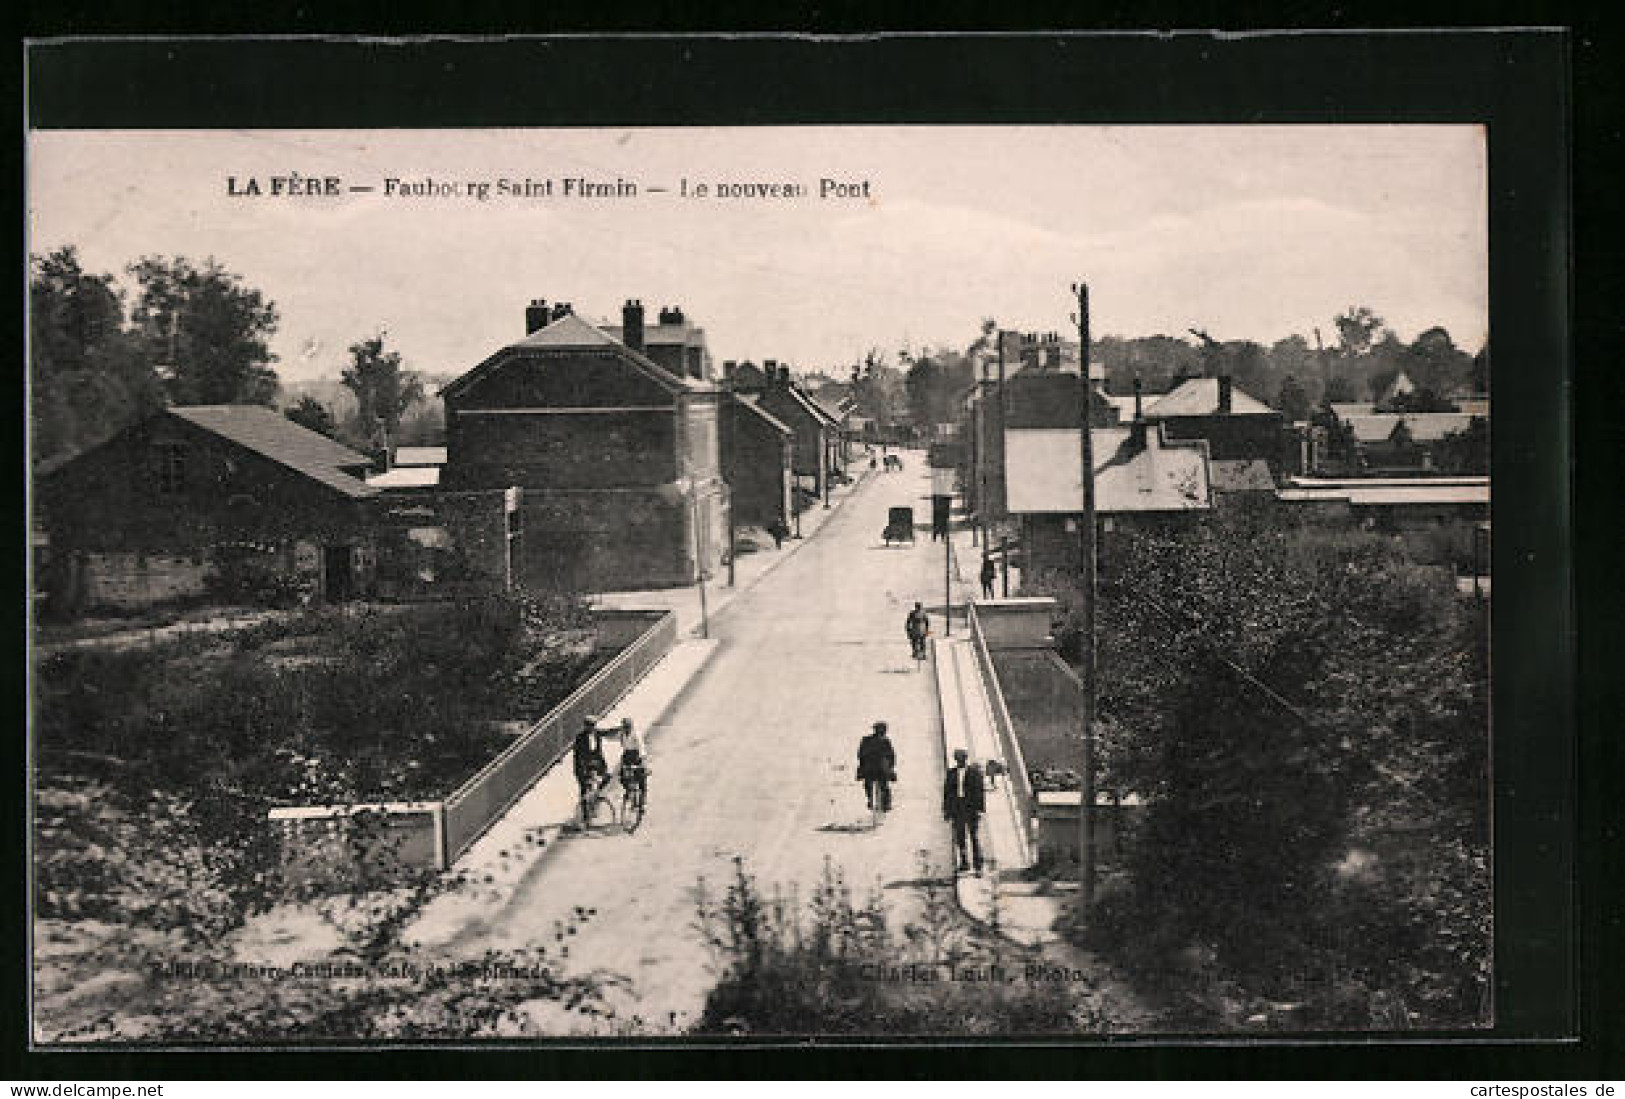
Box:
(576, 767), (616, 830)
(619, 762), (648, 834)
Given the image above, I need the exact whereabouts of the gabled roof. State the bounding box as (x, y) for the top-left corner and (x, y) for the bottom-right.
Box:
(512, 311), (623, 350)
(441, 311), (703, 402)
(1004, 422), (1212, 514)
(786, 385), (839, 427)
(1145, 377), (1276, 417)
(736, 394), (794, 436)
(168, 405), (378, 499)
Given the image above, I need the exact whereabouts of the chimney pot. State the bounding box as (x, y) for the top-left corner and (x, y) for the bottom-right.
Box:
(623, 299), (646, 353)
(525, 299), (550, 334)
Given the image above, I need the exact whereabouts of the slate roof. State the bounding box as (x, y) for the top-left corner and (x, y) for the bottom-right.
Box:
(736, 394), (794, 435)
(1144, 377), (1276, 417)
(169, 405), (378, 499)
(441, 311), (706, 400)
(1004, 423), (1212, 514)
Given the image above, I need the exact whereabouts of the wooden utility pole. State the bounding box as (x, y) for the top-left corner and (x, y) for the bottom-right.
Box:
(1071, 282), (1099, 906)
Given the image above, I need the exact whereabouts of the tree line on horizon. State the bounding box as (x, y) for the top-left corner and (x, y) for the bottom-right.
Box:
(29, 246), (439, 470)
(838, 309), (1487, 432)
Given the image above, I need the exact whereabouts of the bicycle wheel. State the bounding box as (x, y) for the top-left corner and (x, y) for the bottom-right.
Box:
(621, 782), (646, 834)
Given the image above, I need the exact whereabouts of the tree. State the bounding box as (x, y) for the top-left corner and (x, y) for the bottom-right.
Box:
(128, 256), (280, 406)
(1333, 305), (1385, 357)
(285, 395), (339, 439)
(1432, 417), (1490, 475)
(1277, 373), (1312, 421)
(1032, 508), (1490, 1027)
(29, 248), (160, 464)
(341, 335), (425, 451)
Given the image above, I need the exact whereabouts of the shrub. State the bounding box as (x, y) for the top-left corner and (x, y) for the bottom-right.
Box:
(691, 856), (1102, 1036)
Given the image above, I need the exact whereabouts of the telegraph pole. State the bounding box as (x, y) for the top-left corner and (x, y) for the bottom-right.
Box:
(997, 330), (1010, 598)
(1070, 281), (1099, 906)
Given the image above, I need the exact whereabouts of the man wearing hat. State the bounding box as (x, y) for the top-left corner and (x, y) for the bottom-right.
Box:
(942, 748), (986, 876)
(856, 720), (897, 814)
(572, 714), (609, 801)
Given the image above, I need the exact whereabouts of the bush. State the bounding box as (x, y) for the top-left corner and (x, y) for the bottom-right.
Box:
(691, 856), (1103, 1036)
(1033, 509), (1490, 1029)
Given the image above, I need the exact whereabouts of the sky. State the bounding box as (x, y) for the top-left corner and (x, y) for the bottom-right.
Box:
(27, 126), (1487, 386)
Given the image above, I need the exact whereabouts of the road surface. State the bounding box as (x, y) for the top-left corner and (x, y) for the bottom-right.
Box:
(447, 451), (959, 1033)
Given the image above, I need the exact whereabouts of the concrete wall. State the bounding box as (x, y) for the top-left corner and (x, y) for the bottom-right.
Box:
(270, 804), (445, 885)
(974, 597), (1057, 649)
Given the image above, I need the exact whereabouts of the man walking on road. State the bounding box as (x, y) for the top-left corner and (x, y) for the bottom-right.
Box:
(942, 748), (986, 876)
(980, 555), (997, 599)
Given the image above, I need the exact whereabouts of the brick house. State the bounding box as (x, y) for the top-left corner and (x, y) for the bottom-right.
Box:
(724, 360), (832, 507)
(720, 393), (794, 531)
(439, 301), (729, 592)
(1143, 374), (1287, 469)
(36, 404), (383, 613)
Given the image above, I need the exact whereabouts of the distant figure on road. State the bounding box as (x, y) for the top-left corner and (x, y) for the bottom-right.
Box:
(943, 748), (986, 876)
(857, 721), (897, 813)
(980, 555), (997, 599)
(572, 715), (608, 798)
(768, 517), (789, 549)
(905, 602), (930, 661)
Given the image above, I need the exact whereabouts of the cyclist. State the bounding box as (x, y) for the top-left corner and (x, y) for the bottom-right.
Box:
(857, 720), (897, 814)
(572, 715), (609, 804)
(905, 602), (930, 661)
(616, 717), (649, 806)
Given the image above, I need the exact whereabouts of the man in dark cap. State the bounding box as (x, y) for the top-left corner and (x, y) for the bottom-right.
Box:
(857, 720), (898, 814)
(572, 715), (608, 803)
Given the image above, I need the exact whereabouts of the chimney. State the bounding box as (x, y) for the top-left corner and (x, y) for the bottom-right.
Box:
(1130, 376), (1147, 448)
(1218, 374), (1233, 414)
(551, 301), (573, 322)
(623, 299), (645, 353)
(723, 360), (737, 380)
(525, 299), (550, 334)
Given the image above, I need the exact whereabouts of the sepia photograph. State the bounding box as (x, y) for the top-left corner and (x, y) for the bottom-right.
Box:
(26, 106), (1507, 1042)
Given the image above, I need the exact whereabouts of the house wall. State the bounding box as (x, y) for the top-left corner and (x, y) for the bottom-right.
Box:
(1157, 413), (1284, 465)
(38, 417), (374, 612)
(724, 409), (792, 529)
(754, 389), (827, 492)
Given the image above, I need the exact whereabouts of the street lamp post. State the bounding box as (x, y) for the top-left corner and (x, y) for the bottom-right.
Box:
(1070, 280), (1099, 907)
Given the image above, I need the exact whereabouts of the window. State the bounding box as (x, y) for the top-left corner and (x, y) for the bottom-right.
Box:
(156, 444), (187, 494)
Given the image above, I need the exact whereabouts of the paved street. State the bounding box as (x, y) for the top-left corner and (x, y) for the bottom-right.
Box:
(443, 450), (960, 1032)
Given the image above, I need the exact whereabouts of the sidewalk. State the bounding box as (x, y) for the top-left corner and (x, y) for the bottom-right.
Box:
(592, 469), (875, 638)
(406, 637), (721, 948)
(931, 506), (1067, 946)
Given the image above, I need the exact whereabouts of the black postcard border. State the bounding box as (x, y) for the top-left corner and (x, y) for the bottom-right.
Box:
(11, 28), (1602, 1080)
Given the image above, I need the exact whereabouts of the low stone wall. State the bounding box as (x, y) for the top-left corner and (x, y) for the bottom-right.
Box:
(267, 608), (676, 882)
(268, 802), (445, 888)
